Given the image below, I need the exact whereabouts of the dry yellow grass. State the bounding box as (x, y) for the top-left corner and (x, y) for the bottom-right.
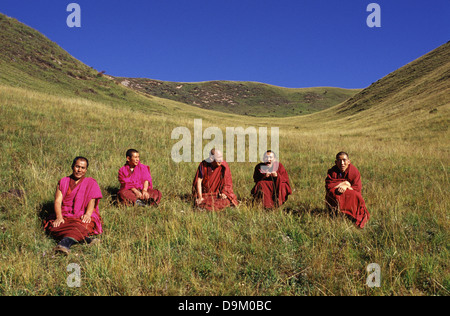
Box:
(0, 15), (448, 296)
(0, 77), (448, 295)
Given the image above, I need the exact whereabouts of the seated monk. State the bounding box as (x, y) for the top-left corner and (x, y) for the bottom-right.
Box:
(118, 149), (162, 206)
(44, 156), (103, 255)
(325, 152), (370, 228)
(192, 149), (239, 211)
(251, 150), (292, 209)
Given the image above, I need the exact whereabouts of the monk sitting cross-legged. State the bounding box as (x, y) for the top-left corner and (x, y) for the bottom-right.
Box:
(251, 150), (292, 209)
(44, 156), (103, 255)
(192, 149), (239, 211)
(118, 149), (162, 207)
(325, 151), (370, 228)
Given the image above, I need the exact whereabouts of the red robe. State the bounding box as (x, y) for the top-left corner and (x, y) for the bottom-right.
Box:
(118, 162), (162, 206)
(251, 162), (292, 209)
(45, 176), (103, 241)
(192, 160), (239, 211)
(325, 164), (370, 228)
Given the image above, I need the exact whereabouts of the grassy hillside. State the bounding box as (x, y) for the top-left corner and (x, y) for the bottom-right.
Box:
(271, 41), (450, 143)
(328, 40), (450, 138)
(0, 13), (173, 116)
(116, 77), (360, 117)
(0, 13), (449, 296)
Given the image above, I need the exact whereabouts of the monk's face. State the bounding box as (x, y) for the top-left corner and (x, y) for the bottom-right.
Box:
(263, 152), (276, 166)
(335, 154), (351, 173)
(127, 152), (140, 168)
(72, 159), (88, 180)
(211, 151), (223, 167)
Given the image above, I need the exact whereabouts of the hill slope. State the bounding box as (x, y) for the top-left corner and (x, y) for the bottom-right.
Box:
(0, 13), (171, 115)
(115, 77), (359, 117)
(0, 13), (448, 296)
(275, 41), (450, 140)
(335, 41), (450, 118)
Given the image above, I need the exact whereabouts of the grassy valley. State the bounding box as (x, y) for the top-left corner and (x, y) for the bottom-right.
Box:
(0, 12), (448, 296)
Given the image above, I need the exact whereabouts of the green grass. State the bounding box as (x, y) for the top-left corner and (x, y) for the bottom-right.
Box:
(0, 84), (448, 296)
(0, 13), (449, 296)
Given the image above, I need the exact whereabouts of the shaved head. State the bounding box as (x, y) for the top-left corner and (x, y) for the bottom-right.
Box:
(209, 148), (223, 165)
(335, 151), (349, 160)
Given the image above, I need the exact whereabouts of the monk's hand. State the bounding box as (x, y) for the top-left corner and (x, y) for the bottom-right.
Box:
(265, 173), (271, 178)
(133, 189), (143, 199)
(337, 186), (347, 194)
(81, 214), (91, 224)
(219, 193), (227, 199)
(271, 172), (278, 177)
(142, 190), (150, 200)
(53, 217), (65, 228)
(336, 181), (352, 193)
(195, 197), (204, 205)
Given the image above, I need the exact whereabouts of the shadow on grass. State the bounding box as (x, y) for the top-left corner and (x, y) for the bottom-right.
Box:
(37, 200), (55, 240)
(38, 200), (54, 222)
(283, 202), (333, 218)
(104, 186), (119, 206)
(284, 203), (358, 226)
(179, 193), (192, 203)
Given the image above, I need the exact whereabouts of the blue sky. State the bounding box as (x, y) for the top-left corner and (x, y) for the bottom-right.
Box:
(1, 0), (449, 88)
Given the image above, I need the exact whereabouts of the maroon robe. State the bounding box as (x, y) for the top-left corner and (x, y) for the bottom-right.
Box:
(118, 162), (162, 206)
(251, 162), (292, 209)
(192, 160), (239, 211)
(45, 176), (103, 241)
(325, 164), (370, 228)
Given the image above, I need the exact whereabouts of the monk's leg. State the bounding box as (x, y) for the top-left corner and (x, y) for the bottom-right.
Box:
(339, 190), (370, 228)
(46, 218), (95, 254)
(143, 188), (162, 206)
(325, 191), (339, 214)
(197, 194), (231, 211)
(252, 181), (276, 209)
(251, 184), (264, 208)
(118, 189), (137, 206)
(278, 183), (291, 206)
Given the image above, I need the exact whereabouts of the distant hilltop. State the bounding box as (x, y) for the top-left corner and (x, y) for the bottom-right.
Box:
(114, 77), (360, 117)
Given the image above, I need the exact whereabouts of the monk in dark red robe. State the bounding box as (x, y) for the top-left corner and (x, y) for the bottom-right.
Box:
(192, 149), (239, 211)
(325, 152), (370, 228)
(44, 156), (103, 255)
(118, 149), (162, 206)
(251, 150), (292, 209)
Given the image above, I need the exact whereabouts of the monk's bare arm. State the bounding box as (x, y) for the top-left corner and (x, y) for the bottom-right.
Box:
(131, 187), (143, 199)
(142, 180), (150, 199)
(53, 186), (64, 227)
(334, 181), (353, 193)
(196, 178), (204, 204)
(81, 199), (96, 223)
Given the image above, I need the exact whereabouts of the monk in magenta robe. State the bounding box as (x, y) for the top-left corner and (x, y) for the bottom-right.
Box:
(325, 152), (370, 228)
(118, 149), (162, 206)
(44, 156), (103, 255)
(251, 150), (292, 209)
(192, 149), (239, 211)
